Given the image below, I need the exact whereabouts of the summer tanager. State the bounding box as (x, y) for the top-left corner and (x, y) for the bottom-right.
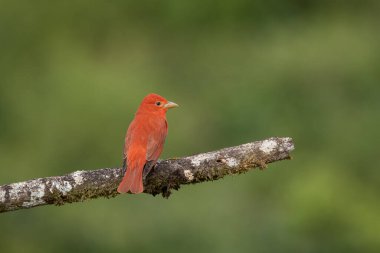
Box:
(117, 93), (178, 194)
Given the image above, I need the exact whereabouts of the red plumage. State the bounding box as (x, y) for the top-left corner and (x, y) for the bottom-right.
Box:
(117, 93), (178, 194)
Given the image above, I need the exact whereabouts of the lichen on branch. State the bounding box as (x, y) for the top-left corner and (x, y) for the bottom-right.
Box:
(0, 137), (294, 213)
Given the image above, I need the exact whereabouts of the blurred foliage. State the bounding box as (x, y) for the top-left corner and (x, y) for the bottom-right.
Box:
(1, 1), (379, 252)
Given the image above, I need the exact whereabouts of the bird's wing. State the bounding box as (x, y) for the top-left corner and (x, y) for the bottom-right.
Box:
(143, 118), (167, 178)
(146, 117), (168, 162)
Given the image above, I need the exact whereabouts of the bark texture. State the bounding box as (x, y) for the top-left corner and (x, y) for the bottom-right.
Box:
(0, 137), (294, 213)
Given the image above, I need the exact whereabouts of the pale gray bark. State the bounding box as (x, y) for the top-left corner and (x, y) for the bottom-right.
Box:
(0, 137), (294, 213)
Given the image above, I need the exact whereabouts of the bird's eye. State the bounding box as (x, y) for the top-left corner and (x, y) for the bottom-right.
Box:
(155, 101), (161, 106)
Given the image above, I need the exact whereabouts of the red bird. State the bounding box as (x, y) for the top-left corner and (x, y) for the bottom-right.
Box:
(117, 93), (179, 194)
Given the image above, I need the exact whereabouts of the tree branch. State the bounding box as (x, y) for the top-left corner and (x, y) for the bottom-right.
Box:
(0, 137), (294, 213)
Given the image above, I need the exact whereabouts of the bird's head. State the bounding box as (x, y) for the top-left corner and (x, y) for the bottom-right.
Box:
(137, 93), (179, 115)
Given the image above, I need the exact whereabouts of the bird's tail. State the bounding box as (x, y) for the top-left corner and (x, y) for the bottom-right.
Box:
(117, 160), (144, 194)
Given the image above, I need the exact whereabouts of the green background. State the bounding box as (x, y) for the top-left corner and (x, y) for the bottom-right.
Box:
(1, 1), (379, 252)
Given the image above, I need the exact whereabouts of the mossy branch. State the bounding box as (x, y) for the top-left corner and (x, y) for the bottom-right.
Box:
(0, 137), (294, 213)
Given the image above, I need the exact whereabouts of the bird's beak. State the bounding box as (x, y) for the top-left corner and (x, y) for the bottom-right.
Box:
(164, 101), (179, 109)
